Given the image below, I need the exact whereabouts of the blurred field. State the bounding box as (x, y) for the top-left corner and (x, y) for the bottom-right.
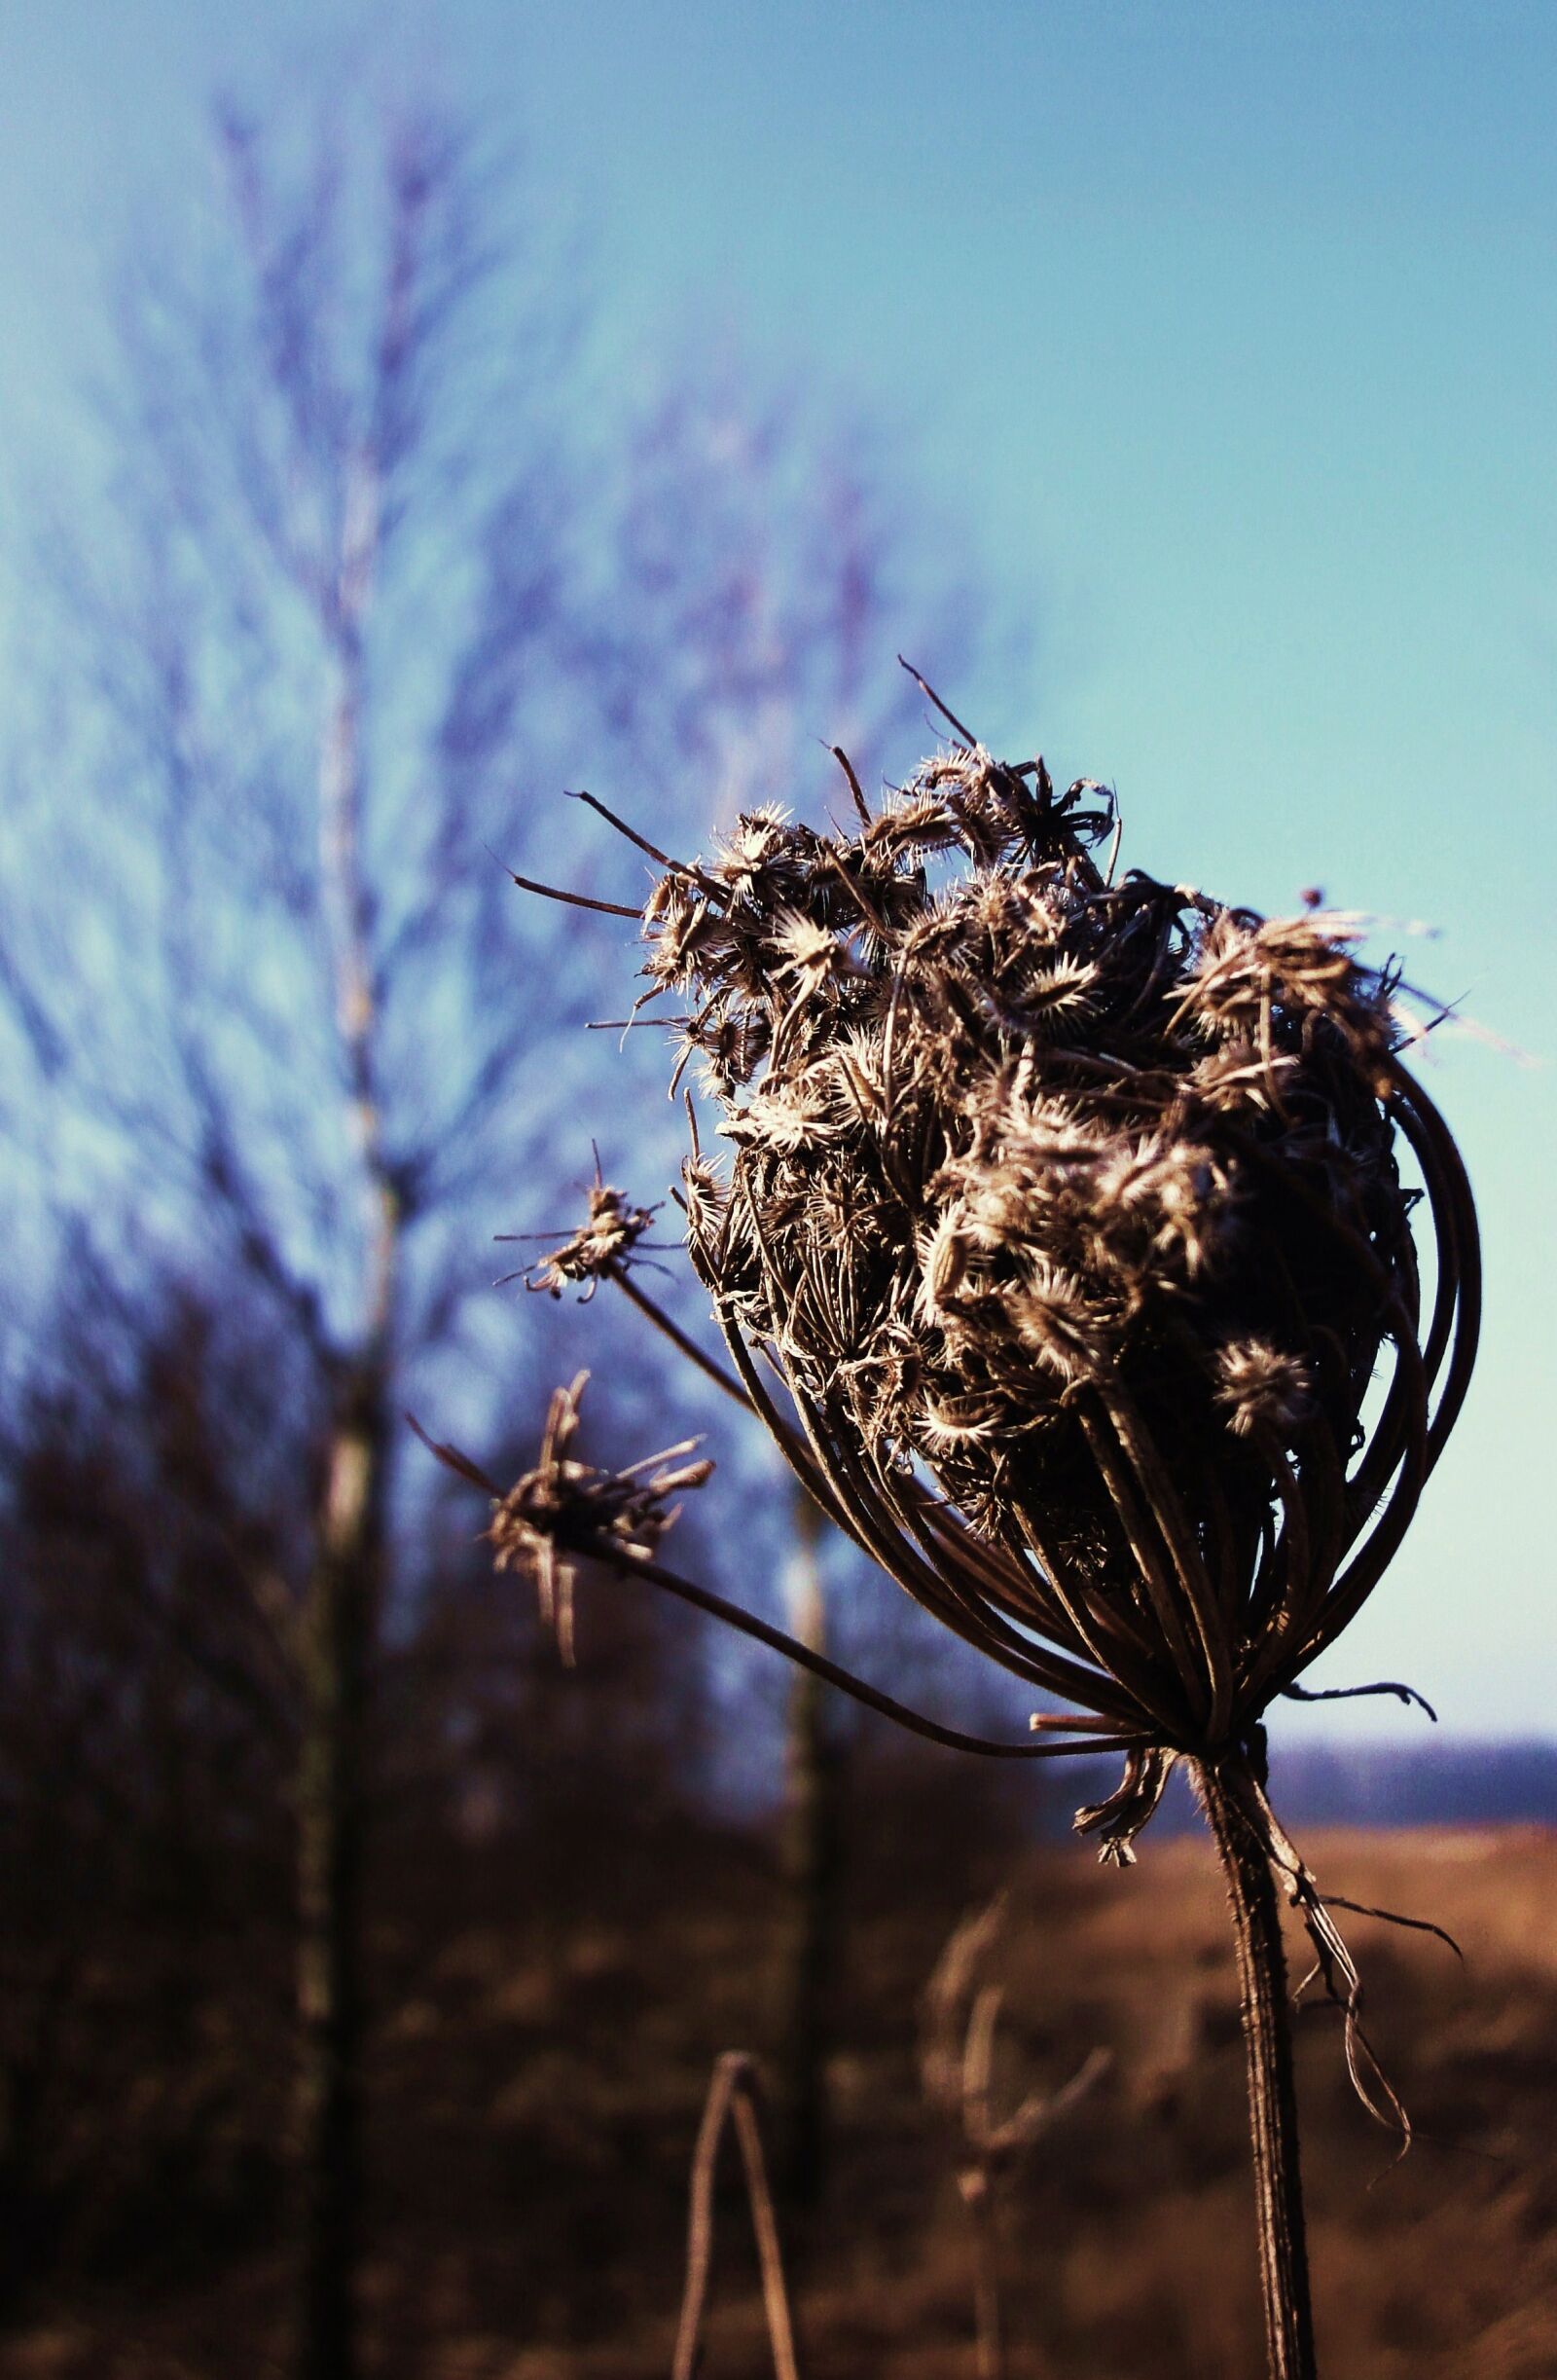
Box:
(7, 1800), (1554, 2380)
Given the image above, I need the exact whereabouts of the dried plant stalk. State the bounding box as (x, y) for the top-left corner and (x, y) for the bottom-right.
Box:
(922, 1895), (1109, 2380)
(1196, 1747), (1314, 2380)
(672, 2052), (803, 2380)
(444, 688), (1481, 2378)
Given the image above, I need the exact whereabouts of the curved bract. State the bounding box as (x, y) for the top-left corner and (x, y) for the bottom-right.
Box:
(640, 735), (1479, 1846)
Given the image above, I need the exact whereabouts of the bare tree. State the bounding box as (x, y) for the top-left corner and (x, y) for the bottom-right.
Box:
(1, 70), (966, 2380)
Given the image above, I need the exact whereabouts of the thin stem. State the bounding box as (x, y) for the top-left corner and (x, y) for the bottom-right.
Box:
(960, 2167), (1006, 2380)
(625, 1554), (1138, 1762)
(672, 2054), (803, 2380)
(608, 1270), (852, 1540)
(610, 1265), (754, 1412)
(897, 652), (979, 747)
(1195, 1751), (1317, 2380)
(408, 1410), (1137, 1758)
(500, 864), (640, 918)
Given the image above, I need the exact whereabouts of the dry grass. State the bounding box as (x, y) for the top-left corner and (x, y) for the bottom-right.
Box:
(8, 1813), (1553, 2379)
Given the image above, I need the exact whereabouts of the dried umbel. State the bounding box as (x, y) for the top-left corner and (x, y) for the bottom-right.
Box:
(497, 1171), (662, 1301)
(634, 734), (1478, 1854)
(413, 1373), (711, 1665)
(477, 690), (1481, 2380)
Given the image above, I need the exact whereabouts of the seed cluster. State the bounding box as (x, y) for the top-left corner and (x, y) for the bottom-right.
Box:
(515, 1183), (661, 1300)
(633, 735), (1477, 1816)
(486, 1373), (712, 1664)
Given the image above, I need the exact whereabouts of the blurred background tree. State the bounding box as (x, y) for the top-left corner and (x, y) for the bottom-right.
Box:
(0, 60), (978, 2380)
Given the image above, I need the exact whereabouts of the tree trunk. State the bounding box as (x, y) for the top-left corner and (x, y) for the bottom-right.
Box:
(294, 1359), (386, 2380)
(771, 1492), (842, 2212)
(1195, 1748), (1318, 2380)
(294, 487), (395, 2380)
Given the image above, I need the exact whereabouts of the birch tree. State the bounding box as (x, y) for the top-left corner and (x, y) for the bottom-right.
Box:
(2, 76), (961, 2380)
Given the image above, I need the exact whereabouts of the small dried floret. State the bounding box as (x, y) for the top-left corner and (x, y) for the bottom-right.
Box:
(679, 1151), (730, 1247)
(521, 1182), (661, 1300)
(1181, 910), (1394, 1065)
(1213, 1339), (1315, 1441)
(1004, 1262), (1112, 1382)
(770, 909), (861, 990)
(1013, 952), (1100, 1038)
(642, 877), (729, 991)
(1186, 1039), (1298, 1114)
(862, 788), (962, 859)
(689, 1010), (772, 1099)
(487, 1373), (712, 1662)
(718, 804), (793, 876)
(1087, 1136), (1237, 1282)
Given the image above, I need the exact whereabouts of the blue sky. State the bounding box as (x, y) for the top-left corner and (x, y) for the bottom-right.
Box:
(1, 0), (1552, 1737)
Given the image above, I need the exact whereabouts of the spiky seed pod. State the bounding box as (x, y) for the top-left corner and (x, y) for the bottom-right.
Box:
(506, 1182), (662, 1300)
(634, 738), (1478, 1855)
(452, 1373), (711, 1664)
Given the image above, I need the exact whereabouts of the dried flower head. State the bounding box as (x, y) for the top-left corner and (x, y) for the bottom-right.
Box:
(417, 1374), (710, 1666)
(622, 728), (1479, 1855)
(501, 1174), (662, 1301)
(478, 701), (1483, 2369)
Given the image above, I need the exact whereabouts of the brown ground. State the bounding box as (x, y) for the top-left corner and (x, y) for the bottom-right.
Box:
(7, 1812), (1556, 2379)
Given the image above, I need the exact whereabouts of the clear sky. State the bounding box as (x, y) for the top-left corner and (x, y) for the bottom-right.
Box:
(1, 0), (1552, 1739)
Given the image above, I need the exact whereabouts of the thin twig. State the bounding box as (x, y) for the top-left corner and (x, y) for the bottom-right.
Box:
(566, 787), (679, 869)
(897, 654), (978, 746)
(1283, 1678), (1437, 1722)
(623, 1553), (1139, 1764)
(827, 743), (872, 826)
(498, 863), (640, 918)
(610, 1265), (755, 1414)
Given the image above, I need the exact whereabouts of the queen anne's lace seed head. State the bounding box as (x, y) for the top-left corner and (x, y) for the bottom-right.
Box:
(521, 1183), (661, 1300)
(624, 729), (1478, 1853)
(486, 1373), (712, 1665)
